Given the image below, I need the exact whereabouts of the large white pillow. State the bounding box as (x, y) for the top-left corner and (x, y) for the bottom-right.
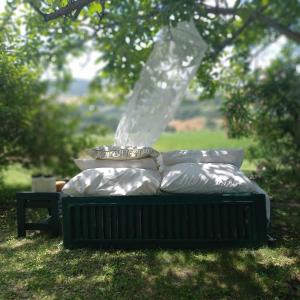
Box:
(160, 163), (256, 194)
(161, 149), (244, 168)
(74, 158), (158, 171)
(62, 168), (161, 197)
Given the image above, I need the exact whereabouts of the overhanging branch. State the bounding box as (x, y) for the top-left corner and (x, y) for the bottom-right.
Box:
(209, 5), (268, 60)
(27, 0), (104, 22)
(202, 4), (300, 44)
(256, 14), (300, 44)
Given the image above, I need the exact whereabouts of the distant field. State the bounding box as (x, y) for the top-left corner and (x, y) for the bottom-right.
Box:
(93, 130), (253, 151)
(154, 131), (252, 151)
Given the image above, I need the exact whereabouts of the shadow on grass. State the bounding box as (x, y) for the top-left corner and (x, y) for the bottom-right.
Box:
(1, 202), (299, 299)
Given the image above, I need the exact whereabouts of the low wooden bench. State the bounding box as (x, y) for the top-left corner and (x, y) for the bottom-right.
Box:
(62, 193), (268, 249)
(16, 192), (61, 237)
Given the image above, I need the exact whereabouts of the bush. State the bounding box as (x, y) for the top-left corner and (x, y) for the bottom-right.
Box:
(223, 52), (300, 176)
(0, 53), (92, 178)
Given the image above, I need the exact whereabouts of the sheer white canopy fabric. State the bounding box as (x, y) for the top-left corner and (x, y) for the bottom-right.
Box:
(114, 20), (207, 147)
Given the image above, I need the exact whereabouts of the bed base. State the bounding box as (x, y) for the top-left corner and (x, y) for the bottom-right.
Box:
(62, 193), (267, 249)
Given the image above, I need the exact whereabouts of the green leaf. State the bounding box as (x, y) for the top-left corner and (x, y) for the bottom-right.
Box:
(89, 2), (103, 14)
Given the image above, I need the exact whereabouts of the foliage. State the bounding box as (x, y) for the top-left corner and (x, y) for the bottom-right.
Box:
(0, 53), (43, 168)
(1, 1), (300, 97)
(1, 1), (300, 178)
(223, 48), (300, 175)
(0, 52), (93, 177)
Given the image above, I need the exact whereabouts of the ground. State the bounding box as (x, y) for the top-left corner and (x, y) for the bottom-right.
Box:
(0, 132), (299, 299)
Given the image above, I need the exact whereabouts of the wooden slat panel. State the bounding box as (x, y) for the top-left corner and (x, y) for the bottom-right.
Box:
(120, 206), (127, 239)
(98, 207), (104, 239)
(95, 207), (99, 239)
(74, 206), (81, 239)
(158, 205), (165, 239)
(165, 205), (173, 239)
(62, 194), (267, 248)
(89, 206), (96, 239)
(128, 206), (135, 239)
(174, 205), (181, 239)
(142, 206), (149, 239)
(136, 206), (142, 239)
(232, 204), (238, 239)
(111, 206), (118, 239)
(205, 205), (213, 239)
(104, 206), (112, 239)
(189, 205), (197, 239)
(221, 204), (229, 240)
(214, 204), (221, 240)
(244, 205), (251, 239)
(182, 205), (188, 239)
(150, 205), (157, 239)
(237, 204), (245, 239)
(197, 205), (204, 239)
(82, 207), (89, 240)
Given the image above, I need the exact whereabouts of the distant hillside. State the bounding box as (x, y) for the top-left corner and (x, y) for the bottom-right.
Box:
(63, 79), (90, 97)
(77, 98), (224, 133)
(53, 79), (224, 132)
(49, 79), (90, 97)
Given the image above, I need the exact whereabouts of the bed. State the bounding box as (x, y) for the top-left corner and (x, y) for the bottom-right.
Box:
(62, 192), (268, 249)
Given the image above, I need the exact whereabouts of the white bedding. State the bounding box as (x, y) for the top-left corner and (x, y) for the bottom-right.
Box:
(65, 158), (270, 220)
(62, 168), (161, 196)
(160, 162), (270, 219)
(161, 149), (244, 168)
(74, 158), (158, 171)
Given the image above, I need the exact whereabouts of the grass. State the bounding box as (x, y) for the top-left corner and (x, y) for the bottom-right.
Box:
(94, 131), (253, 151)
(1, 131), (299, 299)
(0, 188), (299, 299)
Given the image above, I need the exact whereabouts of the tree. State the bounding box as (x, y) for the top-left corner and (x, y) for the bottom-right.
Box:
(1, 0), (299, 179)
(0, 52), (93, 177)
(223, 45), (300, 173)
(2, 1), (299, 97)
(25, 0), (300, 44)
(27, 0), (106, 22)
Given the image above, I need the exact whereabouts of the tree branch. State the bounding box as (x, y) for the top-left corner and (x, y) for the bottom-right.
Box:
(202, 4), (300, 44)
(27, 0), (99, 22)
(209, 5), (268, 60)
(256, 14), (300, 44)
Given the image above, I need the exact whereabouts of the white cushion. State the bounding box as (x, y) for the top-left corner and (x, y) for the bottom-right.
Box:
(62, 168), (161, 196)
(160, 163), (256, 194)
(74, 158), (158, 171)
(161, 149), (244, 168)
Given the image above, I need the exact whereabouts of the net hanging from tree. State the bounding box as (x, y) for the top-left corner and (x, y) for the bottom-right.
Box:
(114, 20), (207, 147)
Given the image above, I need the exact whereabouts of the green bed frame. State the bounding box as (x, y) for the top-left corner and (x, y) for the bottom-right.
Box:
(62, 193), (268, 249)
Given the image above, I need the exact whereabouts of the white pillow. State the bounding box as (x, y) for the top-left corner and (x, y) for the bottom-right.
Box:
(161, 149), (244, 168)
(62, 168), (161, 196)
(86, 145), (159, 160)
(74, 158), (158, 171)
(160, 163), (256, 194)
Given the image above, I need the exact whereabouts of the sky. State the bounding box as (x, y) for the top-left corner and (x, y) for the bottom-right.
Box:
(0, 0), (286, 80)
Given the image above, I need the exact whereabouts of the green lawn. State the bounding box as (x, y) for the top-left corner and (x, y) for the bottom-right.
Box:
(1, 131), (299, 299)
(0, 188), (299, 299)
(94, 131), (253, 151)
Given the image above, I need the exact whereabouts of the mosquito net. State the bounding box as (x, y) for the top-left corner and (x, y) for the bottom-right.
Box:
(114, 20), (207, 147)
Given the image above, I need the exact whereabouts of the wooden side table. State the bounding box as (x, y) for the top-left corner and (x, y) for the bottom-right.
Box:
(16, 192), (61, 237)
